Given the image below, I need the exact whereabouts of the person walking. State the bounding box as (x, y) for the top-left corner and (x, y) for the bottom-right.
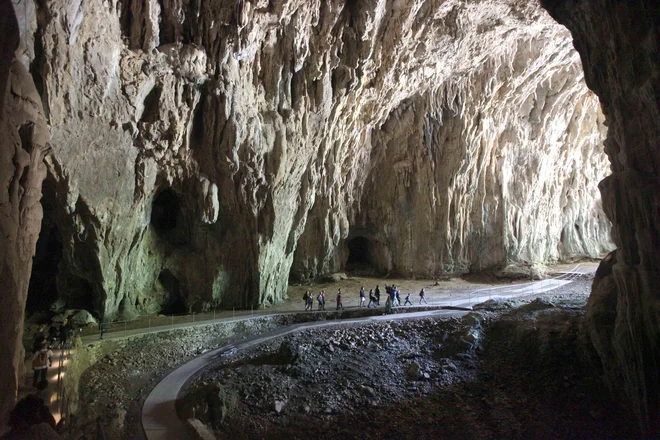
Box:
(58, 322), (68, 348)
(336, 289), (344, 310)
(375, 285), (381, 305)
(99, 319), (108, 340)
(404, 293), (413, 306)
(367, 289), (377, 308)
(359, 287), (366, 307)
(303, 291), (311, 311)
(317, 291), (324, 311)
(47, 325), (58, 346)
(419, 288), (428, 305)
(32, 341), (52, 389)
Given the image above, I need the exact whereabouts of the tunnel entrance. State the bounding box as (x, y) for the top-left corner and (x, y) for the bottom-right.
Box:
(158, 270), (187, 315)
(151, 188), (179, 232)
(26, 216), (62, 316)
(345, 236), (374, 274)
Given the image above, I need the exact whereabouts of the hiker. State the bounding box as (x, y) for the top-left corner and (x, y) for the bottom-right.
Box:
(306, 292), (314, 311)
(318, 291), (326, 311)
(395, 289), (402, 306)
(32, 341), (52, 389)
(58, 322), (68, 348)
(47, 325), (58, 346)
(32, 327), (46, 354)
(367, 289), (377, 308)
(303, 291), (310, 310)
(375, 285), (381, 305)
(359, 287), (366, 307)
(1, 394), (63, 439)
(404, 293), (413, 305)
(419, 288), (428, 305)
(336, 289), (343, 310)
(99, 319), (107, 340)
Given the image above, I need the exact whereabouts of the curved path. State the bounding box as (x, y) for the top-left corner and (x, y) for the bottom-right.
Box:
(141, 267), (589, 439)
(141, 308), (467, 440)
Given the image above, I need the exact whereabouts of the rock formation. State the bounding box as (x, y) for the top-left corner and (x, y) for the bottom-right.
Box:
(11, 0), (612, 323)
(0, 0), (51, 425)
(542, 0), (660, 435)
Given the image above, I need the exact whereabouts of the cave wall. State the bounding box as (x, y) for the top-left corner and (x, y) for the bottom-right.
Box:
(293, 31), (612, 279)
(541, 0), (660, 435)
(17, 0), (612, 319)
(0, 0), (51, 426)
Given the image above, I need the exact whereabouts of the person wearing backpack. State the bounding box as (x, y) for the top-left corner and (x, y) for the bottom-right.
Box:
(419, 288), (428, 305)
(32, 341), (52, 389)
(303, 291), (310, 310)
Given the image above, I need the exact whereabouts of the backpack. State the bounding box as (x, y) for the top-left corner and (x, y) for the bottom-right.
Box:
(34, 350), (48, 368)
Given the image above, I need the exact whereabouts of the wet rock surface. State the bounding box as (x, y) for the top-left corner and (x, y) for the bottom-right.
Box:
(178, 278), (636, 439)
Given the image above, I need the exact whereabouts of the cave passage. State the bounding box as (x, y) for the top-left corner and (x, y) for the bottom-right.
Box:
(158, 270), (187, 315)
(345, 236), (373, 272)
(26, 217), (62, 315)
(151, 188), (179, 232)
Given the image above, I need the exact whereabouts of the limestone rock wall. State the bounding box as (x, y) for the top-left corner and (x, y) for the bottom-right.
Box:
(542, 0), (660, 435)
(0, 0), (51, 425)
(19, 0), (612, 319)
(293, 31), (612, 279)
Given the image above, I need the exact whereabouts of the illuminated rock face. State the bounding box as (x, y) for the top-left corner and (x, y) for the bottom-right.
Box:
(14, 0), (611, 319)
(0, 1), (50, 425)
(542, 0), (660, 435)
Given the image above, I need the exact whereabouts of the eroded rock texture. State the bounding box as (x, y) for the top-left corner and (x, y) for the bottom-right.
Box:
(542, 0), (660, 434)
(17, 0), (612, 321)
(0, 0), (51, 425)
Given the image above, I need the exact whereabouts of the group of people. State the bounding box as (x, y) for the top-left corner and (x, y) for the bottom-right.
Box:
(302, 284), (429, 311)
(30, 320), (76, 391)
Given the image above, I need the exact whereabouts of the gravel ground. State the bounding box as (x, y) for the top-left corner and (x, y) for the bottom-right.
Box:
(179, 276), (637, 439)
(74, 274), (637, 439)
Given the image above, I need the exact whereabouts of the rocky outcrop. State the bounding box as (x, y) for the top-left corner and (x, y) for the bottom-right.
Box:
(0, 0), (51, 426)
(17, 0), (612, 321)
(542, 0), (660, 435)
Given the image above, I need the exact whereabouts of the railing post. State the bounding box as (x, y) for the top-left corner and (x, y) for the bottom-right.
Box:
(148, 317), (151, 330)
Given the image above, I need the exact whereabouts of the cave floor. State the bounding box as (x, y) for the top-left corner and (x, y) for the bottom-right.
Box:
(180, 277), (635, 440)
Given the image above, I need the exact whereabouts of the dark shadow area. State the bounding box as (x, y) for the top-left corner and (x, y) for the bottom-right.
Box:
(345, 236), (373, 272)
(26, 217), (61, 315)
(62, 275), (96, 310)
(158, 269), (187, 315)
(151, 188), (179, 232)
(141, 85), (162, 123)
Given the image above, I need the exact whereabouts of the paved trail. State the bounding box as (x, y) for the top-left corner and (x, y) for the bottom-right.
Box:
(141, 266), (589, 439)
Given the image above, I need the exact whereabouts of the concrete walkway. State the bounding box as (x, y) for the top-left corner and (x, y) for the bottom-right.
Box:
(141, 265), (590, 439)
(141, 308), (468, 440)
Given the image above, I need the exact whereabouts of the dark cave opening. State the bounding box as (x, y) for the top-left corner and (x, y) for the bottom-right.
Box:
(151, 188), (180, 232)
(26, 216), (62, 316)
(158, 270), (187, 315)
(345, 236), (373, 272)
(63, 275), (96, 311)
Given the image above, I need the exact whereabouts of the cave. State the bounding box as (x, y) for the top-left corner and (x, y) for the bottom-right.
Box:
(345, 236), (374, 272)
(158, 270), (187, 316)
(151, 188), (179, 233)
(25, 216), (62, 316)
(1, 0), (660, 438)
